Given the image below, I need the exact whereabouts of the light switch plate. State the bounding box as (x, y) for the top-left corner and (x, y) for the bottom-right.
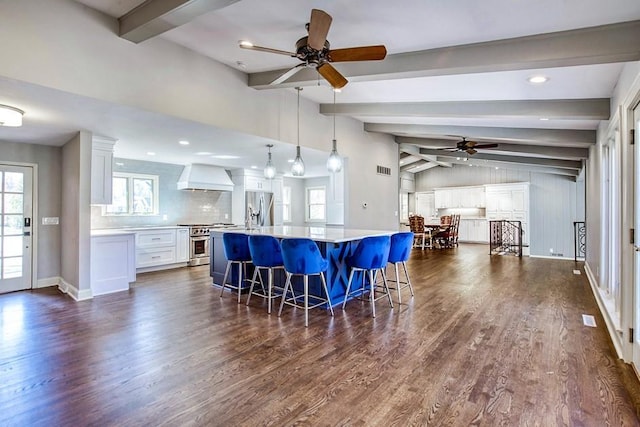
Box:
(42, 217), (59, 225)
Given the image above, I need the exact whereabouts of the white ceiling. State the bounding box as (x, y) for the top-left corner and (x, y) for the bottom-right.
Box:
(5, 0), (640, 177)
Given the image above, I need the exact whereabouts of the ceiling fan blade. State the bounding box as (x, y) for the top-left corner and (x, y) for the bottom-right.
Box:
(308, 9), (332, 51)
(328, 45), (387, 62)
(473, 143), (499, 149)
(465, 140), (478, 148)
(466, 148), (478, 155)
(317, 63), (348, 89)
(270, 64), (306, 85)
(239, 43), (296, 57)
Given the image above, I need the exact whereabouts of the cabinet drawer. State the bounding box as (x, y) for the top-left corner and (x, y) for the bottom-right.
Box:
(136, 247), (176, 268)
(136, 229), (176, 248)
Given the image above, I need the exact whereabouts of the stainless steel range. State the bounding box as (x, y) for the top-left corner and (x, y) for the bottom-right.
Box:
(178, 224), (234, 267)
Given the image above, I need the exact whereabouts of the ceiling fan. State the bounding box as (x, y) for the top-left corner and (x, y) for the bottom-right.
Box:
(239, 9), (387, 89)
(447, 137), (499, 156)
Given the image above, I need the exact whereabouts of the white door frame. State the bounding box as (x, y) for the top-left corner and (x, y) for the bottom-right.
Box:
(0, 161), (38, 292)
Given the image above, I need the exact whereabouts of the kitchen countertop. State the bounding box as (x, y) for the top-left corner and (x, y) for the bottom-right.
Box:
(91, 229), (137, 237)
(211, 225), (398, 243)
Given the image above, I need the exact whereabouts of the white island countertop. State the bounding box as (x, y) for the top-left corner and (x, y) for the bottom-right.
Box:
(211, 226), (398, 243)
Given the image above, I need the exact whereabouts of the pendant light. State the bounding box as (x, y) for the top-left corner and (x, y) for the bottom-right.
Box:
(326, 90), (343, 173)
(264, 144), (276, 179)
(291, 87), (305, 177)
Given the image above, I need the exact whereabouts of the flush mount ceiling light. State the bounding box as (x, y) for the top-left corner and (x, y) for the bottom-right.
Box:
(291, 87), (305, 177)
(264, 144), (276, 179)
(0, 104), (24, 127)
(527, 75), (549, 84)
(326, 89), (343, 173)
(179, 140), (190, 145)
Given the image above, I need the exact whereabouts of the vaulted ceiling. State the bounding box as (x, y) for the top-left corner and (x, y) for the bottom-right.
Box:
(16, 1), (640, 177)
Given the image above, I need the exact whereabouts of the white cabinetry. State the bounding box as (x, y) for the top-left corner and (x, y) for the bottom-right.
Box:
(485, 183), (530, 252)
(434, 186), (485, 209)
(91, 231), (136, 296)
(176, 227), (190, 263)
(231, 169), (285, 226)
(459, 219), (489, 243)
(90, 137), (116, 205)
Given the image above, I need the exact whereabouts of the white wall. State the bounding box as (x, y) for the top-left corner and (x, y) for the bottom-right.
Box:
(283, 177), (306, 226)
(415, 164), (585, 257)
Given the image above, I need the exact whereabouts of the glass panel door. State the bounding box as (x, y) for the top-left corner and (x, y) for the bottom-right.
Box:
(0, 165), (33, 293)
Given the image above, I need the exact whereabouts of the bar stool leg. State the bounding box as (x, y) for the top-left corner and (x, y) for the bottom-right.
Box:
(267, 268), (273, 314)
(402, 261), (415, 296)
(304, 275), (309, 327)
(394, 263), (402, 305)
(278, 273), (292, 317)
(220, 261), (231, 297)
(246, 267), (259, 306)
(369, 270), (376, 318)
(381, 269), (393, 308)
(320, 273), (334, 317)
(237, 263), (243, 304)
(343, 269), (357, 309)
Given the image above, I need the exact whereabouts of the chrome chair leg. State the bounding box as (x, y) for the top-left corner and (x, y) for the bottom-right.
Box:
(369, 270), (376, 318)
(381, 269), (393, 308)
(304, 275), (309, 327)
(343, 269), (357, 309)
(278, 273), (292, 317)
(394, 263), (402, 305)
(246, 267), (259, 305)
(320, 272), (334, 317)
(402, 261), (415, 296)
(220, 261), (231, 297)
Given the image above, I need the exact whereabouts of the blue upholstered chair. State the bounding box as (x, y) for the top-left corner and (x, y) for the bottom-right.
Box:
(219, 233), (252, 303)
(278, 238), (334, 327)
(246, 235), (285, 314)
(342, 235), (393, 317)
(387, 232), (415, 304)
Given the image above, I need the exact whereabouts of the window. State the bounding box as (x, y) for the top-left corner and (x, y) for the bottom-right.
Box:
(400, 193), (409, 222)
(104, 172), (159, 216)
(306, 186), (326, 222)
(282, 186), (292, 223)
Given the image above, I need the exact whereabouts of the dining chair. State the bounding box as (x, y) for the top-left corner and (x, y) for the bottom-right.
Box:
(409, 215), (431, 249)
(278, 238), (334, 327)
(387, 232), (415, 304)
(220, 233), (253, 303)
(342, 235), (393, 317)
(246, 235), (285, 314)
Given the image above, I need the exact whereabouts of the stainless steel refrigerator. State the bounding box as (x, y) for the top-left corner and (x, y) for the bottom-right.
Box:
(245, 191), (274, 227)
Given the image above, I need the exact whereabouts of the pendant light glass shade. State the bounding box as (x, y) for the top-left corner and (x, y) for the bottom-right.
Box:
(264, 144), (276, 179)
(326, 91), (343, 173)
(291, 87), (305, 177)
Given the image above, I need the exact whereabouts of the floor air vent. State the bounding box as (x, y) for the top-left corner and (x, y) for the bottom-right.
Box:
(377, 165), (391, 176)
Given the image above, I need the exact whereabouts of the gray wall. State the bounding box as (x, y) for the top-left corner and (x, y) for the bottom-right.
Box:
(415, 164), (585, 257)
(0, 140), (61, 280)
(91, 158), (232, 228)
(283, 177), (306, 226)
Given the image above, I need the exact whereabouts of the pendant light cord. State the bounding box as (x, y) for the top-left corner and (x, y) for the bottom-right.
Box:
(333, 90), (336, 140)
(297, 87), (301, 148)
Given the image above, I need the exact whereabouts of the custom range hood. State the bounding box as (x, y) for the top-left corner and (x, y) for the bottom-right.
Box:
(177, 164), (234, 191)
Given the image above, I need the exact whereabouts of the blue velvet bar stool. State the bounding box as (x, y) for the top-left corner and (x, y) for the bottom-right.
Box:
(246, 235), (285, 314)
(342, 235), (393, 318)
(219, 233), (252, 304)
(278, 238), (334, 327)
(387, 232), (415, 305)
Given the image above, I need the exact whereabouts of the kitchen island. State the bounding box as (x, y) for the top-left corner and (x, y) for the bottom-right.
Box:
(209, 226), (398, 307)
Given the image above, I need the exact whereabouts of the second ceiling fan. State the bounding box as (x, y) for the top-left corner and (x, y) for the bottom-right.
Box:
(239, 9), (387, 89)
(447, 137), (499, 156)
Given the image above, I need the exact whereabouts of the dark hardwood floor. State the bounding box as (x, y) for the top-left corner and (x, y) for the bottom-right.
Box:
(1, 244), (639, 426)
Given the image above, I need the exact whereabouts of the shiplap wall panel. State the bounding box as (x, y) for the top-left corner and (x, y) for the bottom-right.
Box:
(415, 164), (585, 257)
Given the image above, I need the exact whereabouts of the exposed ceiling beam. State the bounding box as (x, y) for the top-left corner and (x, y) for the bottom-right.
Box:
(366, 123), (596, 146)
(442, 160), (579, 178)
(119, 0), (240, 43)
(401, 144), (452, 168)
(248, 20), (640, 89)
(320, 99), (610, 120)
(401, 161), (439, 174)
(397, 138), (589, 159)
(417, 148), (582, 170)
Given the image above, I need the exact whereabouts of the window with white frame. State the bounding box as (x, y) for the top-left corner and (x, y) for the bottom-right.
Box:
(104, 172), (159, 215)
(283, 186), (292, 223)
(400, 193), (409, 222)
(306, 186), (326, 222)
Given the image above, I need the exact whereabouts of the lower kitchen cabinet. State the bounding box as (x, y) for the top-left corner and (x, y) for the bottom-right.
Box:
(90, 231), (136, 296)
(134, 227), (190, 272)
(459, 219), (489, 243)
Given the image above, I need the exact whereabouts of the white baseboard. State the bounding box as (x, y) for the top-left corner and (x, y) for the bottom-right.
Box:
(35, 276), (60, 289)
(529, 254), (576, 261)
(58, 277), (93, 301)
(584, 262), (625, 360)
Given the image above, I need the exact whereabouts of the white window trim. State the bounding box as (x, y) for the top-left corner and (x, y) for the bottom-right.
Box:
(282, 186), (292, 224)
(102, 172), (160, 216)
(305, 186), (326, 223)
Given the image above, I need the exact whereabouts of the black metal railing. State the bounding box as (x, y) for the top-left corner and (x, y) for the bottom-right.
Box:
(489, 220), (523, 257)
(573, 221), (586, 262)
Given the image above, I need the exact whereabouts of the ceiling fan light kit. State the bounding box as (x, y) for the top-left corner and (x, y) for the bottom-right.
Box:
(238, 8), (387, 89)
(291, 87), (305, 177)
(0, 104), (24, 127)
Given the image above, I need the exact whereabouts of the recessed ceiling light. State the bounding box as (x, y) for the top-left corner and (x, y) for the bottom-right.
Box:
(195, 151), (213, 156)
(239, 40), (253, 48)
(539, 118), (549, 121)
(527, 75), (549, 84)
(179, 140), (190, 145)
(211, 154), (240, 159)
(495, 167), (499, 170)
(250, 165), (258, 169)
(399, 160), (405, 164)
(115, 162), (124, 167)
(287, 159), (294, 163)
(147, 152), (156, 156)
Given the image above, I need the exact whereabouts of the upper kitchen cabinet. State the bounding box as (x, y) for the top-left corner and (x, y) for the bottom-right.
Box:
(91, 137), (116, 205)
(231, 169), (283, 226)
(434, 186), (485, 209)
(485, 182), (530, 251)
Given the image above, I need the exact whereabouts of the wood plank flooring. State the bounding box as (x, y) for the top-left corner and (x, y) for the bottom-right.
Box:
(1, 244), (639, 426)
